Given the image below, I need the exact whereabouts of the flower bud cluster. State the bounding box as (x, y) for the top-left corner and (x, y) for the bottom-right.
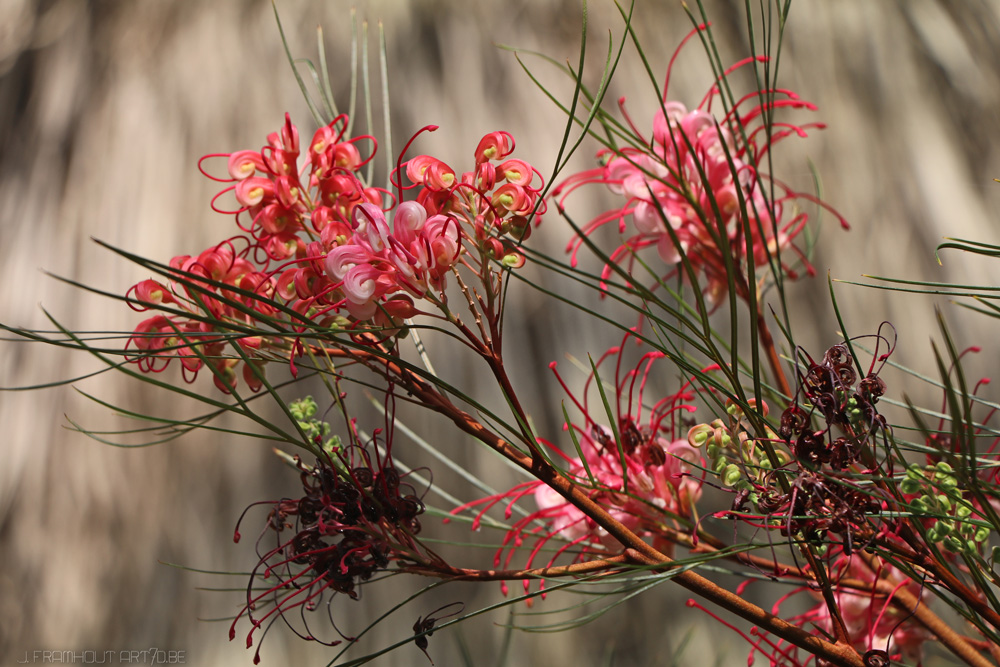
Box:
(688, 398), (786, 490)
(126, 243), (279, 393)
(323, 130), (544, 320)
(224, 113), (377, 261)
(288, 396), (340, 454)
(692, 343), (891, 553)
(780, 343), (887, 471)
(902, 461), (990, 554)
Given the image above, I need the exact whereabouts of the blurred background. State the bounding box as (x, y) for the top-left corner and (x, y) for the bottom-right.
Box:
(3, 1), (1000, 665)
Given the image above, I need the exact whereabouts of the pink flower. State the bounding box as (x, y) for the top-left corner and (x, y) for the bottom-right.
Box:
(324, 243), (372, 281)
(342, 263), (383, 307)
(804, 553), (930, 663)
(553, 26), (848, 303)
(721, 547), (931, 666)
(454, 336), (707, 589)
(391, 200), (428, 244)
(227, 150), (265, 180)
(474, 131), (514, 163)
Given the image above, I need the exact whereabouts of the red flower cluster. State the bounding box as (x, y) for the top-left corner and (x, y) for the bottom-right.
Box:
(324, 129), (545, 320)
(125, 116), (543, 392)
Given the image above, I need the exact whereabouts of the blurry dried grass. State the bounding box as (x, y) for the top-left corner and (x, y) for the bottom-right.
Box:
(2, 1), (1000, 665)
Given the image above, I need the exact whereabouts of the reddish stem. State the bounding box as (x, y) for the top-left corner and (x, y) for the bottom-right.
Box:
(757, 307), (791, 398)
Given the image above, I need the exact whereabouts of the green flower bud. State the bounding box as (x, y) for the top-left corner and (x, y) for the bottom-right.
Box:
(289, 396), (318, 421)
(905, 464), (925, 481)
(975, 527), (990, 543)
(937, 475), (958, 492)
(322, 435), (342, 456)
(935, 461), (954, 474)
(937, 495), (952, 512)
(723, 464), (742, 487)
(502, 252), (526, 268)
(944, 536), (964, 552)
(956, 503), (973, 519)
(688, 425), (711, 448)
(900, 478), (922, 495)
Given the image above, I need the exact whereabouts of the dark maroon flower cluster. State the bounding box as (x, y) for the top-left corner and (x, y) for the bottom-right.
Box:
(769, 471), (883, 552)
(231, 454), (426, 663)
(742, 339), (894, 553)
(780, 343), (887, 471)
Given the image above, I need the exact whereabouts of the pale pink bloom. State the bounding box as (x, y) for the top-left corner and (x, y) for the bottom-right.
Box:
(392, 200), (428, 243)
(227, 150), (265, 180)
(341, 263), (383, 306)
(324, 244), (373, 281)
(810, 555), (930, 662)
(455, 340), (706, 588)
(553, 27), (848, 302)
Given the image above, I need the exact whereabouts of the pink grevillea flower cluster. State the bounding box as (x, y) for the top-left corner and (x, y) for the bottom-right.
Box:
(452, 338), (705, 594)
(553, 26), (847, 303)
(809, 553), (930, 663)
(326, 129), (544, 320)
(709, 548), (928, 666)
(126, 116), (542, 392)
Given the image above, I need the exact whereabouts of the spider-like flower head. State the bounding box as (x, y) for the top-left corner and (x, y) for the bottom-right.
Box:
(231, 439), (427, 664)
(553, 25), (848, 304)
